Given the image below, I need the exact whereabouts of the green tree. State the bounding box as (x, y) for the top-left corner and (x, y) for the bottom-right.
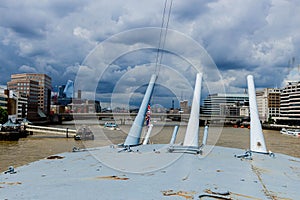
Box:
(0, 107), (8, 124)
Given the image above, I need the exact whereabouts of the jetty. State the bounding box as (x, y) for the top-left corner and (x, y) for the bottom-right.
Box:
(25, 125), (76, 137)
(0, 124), (76, 140)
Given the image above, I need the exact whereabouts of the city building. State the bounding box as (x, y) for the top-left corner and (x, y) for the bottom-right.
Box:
(50, 82), (101, 116)
(7, 74), (51, 120)
(7, 79), (39, 120)
(202, 93), (249, 116)
(0, 87), (8, 110)
(256, 88), (281, 123)
(240, 105), (249, 117)
(6, 90), (28, 119)
(70, 99), (101, 113)
(275, 81), (300, 125)
(52, 80), (74, 106)
(8, 73), (51, 115)
(220, 104), (241, 116)
(55, 84), (72, 106)
(180, 100), (190, 114)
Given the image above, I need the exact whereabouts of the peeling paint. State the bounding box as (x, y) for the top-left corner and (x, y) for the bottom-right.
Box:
(0, 182), (22, 186)
(162, 190), (196, 199)
(96, 175), (129, 180)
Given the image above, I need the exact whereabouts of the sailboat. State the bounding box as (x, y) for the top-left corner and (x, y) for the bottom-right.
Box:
(1, 74), (300, 199)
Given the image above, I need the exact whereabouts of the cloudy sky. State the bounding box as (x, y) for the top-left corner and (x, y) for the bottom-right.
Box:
(1, 0), (300, 108)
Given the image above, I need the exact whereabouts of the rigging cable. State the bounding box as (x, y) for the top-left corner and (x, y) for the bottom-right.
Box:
(154, 0), (173, 76)
(154, 0), (167, 75)
(157, 0), (173, 77)
(152, 0), (173, 107)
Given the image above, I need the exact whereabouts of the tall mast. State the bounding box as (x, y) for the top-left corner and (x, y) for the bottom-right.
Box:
(124, 74), (157, 146)
(183, 73), (202, 147)
(247, 75), (268, 153)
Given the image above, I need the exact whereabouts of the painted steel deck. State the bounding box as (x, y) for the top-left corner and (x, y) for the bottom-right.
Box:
(1, 144), (299, 199)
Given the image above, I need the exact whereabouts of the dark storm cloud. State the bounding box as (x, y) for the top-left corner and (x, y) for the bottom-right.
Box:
(172, 0), (215, 21)
(1, 0), (300, 107)
(46, 0), (88, 18)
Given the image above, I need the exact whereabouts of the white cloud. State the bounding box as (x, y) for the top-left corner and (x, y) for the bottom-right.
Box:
(18, 41), (34, 56)
(0, 0), (300, 104)
(73, 27), (91, 41)
(250, 37), (294, 66)
(18, 65), (37, 73)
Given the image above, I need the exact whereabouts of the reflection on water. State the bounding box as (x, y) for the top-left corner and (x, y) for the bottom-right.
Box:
(1, 125), (299, 172)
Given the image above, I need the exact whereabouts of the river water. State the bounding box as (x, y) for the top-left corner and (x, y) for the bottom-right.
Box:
(1, 122), (299, 172)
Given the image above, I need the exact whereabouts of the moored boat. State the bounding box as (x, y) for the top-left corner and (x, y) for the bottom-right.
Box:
(104, 122), (120, 130)
(0, 118), (30, 140)
(280, 128), (300, 136)
(74, 126), (94, 140)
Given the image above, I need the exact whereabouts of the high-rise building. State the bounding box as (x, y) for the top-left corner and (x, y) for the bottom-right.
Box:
(256, 88), (281, 122)
(7, 73), (52, 115)
(202, 93), (249, 115)
(7, 79), (39, 120)
(280, 81), (300, 119)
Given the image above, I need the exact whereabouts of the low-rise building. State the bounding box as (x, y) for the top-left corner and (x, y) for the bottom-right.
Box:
(6, 90), (28, 119)
(202, 93), (249, 116)
(0, 87), (8, 110)
(180, 100), (190, 114)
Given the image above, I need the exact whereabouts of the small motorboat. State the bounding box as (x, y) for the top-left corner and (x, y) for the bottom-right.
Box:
(280, 128), (300, 136)
(74, 126), (94, 140)
(104, 122), (120, 130)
